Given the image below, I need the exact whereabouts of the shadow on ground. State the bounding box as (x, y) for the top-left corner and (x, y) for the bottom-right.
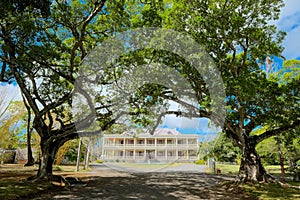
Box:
(30, 172), (256, 200)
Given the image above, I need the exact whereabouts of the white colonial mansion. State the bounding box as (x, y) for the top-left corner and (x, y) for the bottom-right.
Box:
(101, 129), (199, 162)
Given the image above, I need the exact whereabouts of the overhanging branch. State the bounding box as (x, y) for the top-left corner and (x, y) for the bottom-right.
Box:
(254, 119), (300, 144)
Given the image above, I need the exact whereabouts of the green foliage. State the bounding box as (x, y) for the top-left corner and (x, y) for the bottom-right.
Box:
(0, 101), (27, 149)
(199, 133), (241, 163)
(195, 159), (205, 165)
(64, 139), (87, 163)
(256, 137), (280, 165)
(0, 0), (299, 181)
(95, 159), (104, 164)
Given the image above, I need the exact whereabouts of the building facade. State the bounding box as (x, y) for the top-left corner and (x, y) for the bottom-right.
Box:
(101, 129), (199, 162)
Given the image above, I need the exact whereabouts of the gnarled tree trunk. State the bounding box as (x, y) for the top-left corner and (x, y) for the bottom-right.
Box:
(238, 139), (269, 182)
(36, 138), (61, 180)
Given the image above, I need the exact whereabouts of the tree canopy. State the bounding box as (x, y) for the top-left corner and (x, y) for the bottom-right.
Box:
(0, 0), (299, 183)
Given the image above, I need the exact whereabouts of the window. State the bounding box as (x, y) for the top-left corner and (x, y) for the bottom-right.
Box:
(178, 139), (185, 144)
(157, 140), (165, 144)
(178, 151), (185, 157)
(147, 139), (154, 144)
(167, 139), (174, 144)
(137, 140), (144, 144)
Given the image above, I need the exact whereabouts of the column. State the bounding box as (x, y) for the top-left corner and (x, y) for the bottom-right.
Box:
(123, 137), (126, 160)
(165, 149), (168, 160)
(165, 138), (168, 160)
(175, 137), (178, 160)
(196, 137), (200, 159)
(133, 138), (136, 160)
(101, 137), (105, 159)
(154, 138), (157, 159)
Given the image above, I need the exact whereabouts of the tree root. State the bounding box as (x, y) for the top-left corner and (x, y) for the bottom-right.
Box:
(26, 175), (86, 187)
(234, 173), (300, 190)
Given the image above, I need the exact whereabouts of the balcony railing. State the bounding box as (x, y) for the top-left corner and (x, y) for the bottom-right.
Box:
(103, 143), (198, 149)
(103, 155), (198, 161)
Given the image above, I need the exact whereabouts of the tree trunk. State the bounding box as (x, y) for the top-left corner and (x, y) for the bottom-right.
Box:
(24, 127), (35, 166)
(23, 94), (35, 166)
(83, 137), (92, 170)
(36, 138), (60, 180)
(76, 138), (82, 172)
(238, 139), (269, 182)
(276, 139), (285, 183)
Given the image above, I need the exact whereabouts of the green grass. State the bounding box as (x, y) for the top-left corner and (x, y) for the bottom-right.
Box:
(215, 164), (240, 174)
(215, 164), (300, 199)
(241, 182), (300, 200)
(215, 164), (286, 175)
(0, 164), (78, 199)
(265, 165), (283, 174)
(0, 178), (53, 200)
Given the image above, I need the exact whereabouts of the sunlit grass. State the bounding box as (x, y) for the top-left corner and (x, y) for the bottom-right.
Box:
(215, 164), (287, 175)
(241, 182), (300, 200)
(214, 164), (239, 174)
(215, 165), (300, 199)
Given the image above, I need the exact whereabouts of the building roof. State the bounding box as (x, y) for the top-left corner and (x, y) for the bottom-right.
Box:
(121, 128), (181, 136)
(103, 128), (198, 138)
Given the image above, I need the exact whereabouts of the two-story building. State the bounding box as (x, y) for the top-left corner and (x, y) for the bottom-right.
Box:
(101, 129), (199, 162)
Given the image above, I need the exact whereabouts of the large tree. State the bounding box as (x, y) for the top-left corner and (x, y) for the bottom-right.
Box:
(0, 0), (141, 179)
(159, 0), (300, 182)
(116, 0), (299, 182)
(1, 0), (299, 184)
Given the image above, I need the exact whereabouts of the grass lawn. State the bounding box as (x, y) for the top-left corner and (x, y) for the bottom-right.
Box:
(0, 164), (87, 200)
(214, 163), (240, 174)
(241, 182), (300, 200)
(215, 164), (300, 200)
(215, 164), (287, 175)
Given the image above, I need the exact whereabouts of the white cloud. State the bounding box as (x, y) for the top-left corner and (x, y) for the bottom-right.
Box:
(161, 115), (221, 134)
(282, 27), (300, 59)
(281, 0), (300, 19)
(277, 12), (300, 32)
(277, 0), (300, 59)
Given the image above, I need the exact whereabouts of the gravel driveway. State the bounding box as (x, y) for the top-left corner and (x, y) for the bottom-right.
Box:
(29, 164), (256, 200)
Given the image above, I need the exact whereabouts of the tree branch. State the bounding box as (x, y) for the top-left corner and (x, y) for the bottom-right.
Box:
(254, 119), (300, 144)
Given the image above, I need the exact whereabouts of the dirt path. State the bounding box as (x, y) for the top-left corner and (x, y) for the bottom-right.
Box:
(29, 164), (256, 200)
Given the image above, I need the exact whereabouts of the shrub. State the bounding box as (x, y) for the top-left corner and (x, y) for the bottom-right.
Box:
(195, 159), (205, 165)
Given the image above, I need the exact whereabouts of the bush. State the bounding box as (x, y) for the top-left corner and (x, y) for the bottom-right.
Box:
(195, 159), (205, 165)
(95, 159), (104, 163)
(53, 165), (62, 171)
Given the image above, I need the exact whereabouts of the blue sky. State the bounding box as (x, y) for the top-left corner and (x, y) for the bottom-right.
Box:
(1, 0), (299, 136)
(277, 0), (300, 59)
